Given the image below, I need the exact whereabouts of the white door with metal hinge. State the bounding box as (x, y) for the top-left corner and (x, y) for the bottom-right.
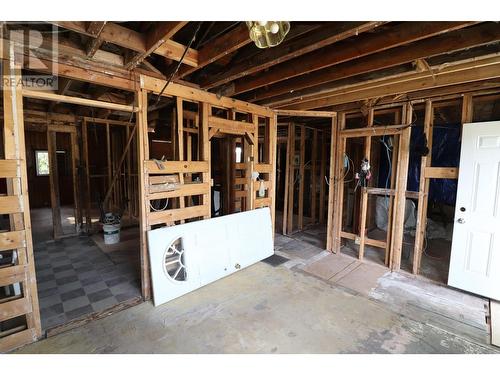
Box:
(448, 121), (500, 300)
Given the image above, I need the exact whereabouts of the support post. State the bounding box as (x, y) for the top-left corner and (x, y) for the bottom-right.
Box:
(82, 119), (92, 232)
(176, 97), (186, 222)
(413, 100), (433, 274)
(358, 108), (374, 260)
(326, 114), (338, 251)
(298, 124), (305, 230)
(390, 103), (413, 271)
(47, 130), (63, 238)
(332, 113), (346, 253)
(311, 129), (318, 223)
(1, 57), (42, 348)
(137, 89), (151, 300)
(282, 123), (291, 234)
(200, 102), (211, 218)
(319, 130), (326, 224)
(287, 124), (296, 233)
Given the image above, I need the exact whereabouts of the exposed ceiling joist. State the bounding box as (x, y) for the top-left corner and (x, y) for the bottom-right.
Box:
(200, 21), (386, 89)
(328, 79), (500, 113)
(224, 21), (477, 96)
(51, 21), (198, 67)
(125, 21), (188, 70)
(86, 21), (107, 57)
(280, 54), (500, 110)
(177, 22), (252, 78)
(254, 22), (500, 106)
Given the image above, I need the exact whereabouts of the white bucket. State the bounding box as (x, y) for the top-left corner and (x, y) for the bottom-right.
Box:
(103, 223), (120, 245)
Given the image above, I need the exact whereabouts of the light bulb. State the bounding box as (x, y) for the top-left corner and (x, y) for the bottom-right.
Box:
(270, 22), (279, 34)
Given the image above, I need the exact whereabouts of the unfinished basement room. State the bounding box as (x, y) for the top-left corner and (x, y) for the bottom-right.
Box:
(2, 2), (500, 369)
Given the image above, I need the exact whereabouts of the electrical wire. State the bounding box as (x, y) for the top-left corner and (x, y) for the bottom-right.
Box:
(153, 22), (203, 107)
(292, 160), (311, 186)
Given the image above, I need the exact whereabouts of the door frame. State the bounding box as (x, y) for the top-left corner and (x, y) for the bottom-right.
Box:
(46, 124), (81, 240)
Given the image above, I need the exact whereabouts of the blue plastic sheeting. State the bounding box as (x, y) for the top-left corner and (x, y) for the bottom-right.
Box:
(377, 123), (461, 206)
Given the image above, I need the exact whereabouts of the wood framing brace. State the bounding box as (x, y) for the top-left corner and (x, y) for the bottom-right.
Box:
(0, 21), (499, 354)
(277, 111), (335, 242)
(411, 95), (470, 275)
(389, 104), (412, 271)
(282, 54), (500, 110)
(0, 58), (42, 352)
(331, 103), (418, 268)
(137, 74), (276, 299)
(326, 114), (338, 251)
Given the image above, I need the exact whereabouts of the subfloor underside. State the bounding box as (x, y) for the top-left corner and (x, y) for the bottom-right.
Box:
(15, 234), (498, 354)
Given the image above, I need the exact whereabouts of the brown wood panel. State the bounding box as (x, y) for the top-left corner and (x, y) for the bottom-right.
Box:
(0, 230), (25, 251)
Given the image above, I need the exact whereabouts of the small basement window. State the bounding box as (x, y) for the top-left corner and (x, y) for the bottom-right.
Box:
(35, 150), (49, 176)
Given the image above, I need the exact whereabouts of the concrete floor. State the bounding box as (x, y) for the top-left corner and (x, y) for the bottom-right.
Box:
(15, 234), (498, 353)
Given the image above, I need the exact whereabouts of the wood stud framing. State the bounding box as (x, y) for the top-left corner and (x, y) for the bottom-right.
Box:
(0, 58), (42, 352)
(1, 20), (500, 353)
(278, 112), (334, 237)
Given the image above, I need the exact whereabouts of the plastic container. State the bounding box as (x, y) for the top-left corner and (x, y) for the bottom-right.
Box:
(103, 223), (120, 245)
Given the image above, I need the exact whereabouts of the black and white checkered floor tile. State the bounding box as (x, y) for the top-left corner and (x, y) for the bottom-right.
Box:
(34, 236), (141, 331)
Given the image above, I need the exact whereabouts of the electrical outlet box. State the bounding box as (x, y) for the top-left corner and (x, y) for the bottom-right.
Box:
(354, 236), (361, 245)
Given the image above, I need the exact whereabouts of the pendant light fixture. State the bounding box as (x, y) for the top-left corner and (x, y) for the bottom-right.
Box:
(246, 21), (290, 48)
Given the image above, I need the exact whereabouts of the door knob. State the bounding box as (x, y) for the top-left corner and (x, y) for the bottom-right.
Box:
(457, 218), (465, 224)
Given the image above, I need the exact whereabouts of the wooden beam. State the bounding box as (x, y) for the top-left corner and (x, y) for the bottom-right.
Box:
(319, 130), (327, 225)
(177, 22), (251, 78)
(208, 116), (255, 135)
(0, 160), (19, 178)
(298, 125), (306, 230)
(86, 21), (108, 57)
(282, 123), (291, 234)
(423, 167), (458, 179)
(126, 22), (188, 70)
(358, 108), (374, 260)
(462, 93), (474, 123)
(340, 231), (387, 249)
(148, 183), (209, 201)
(390, 104), (412, 271)
(145, 160), (209, 174)
(341, 124), (409, 138)
(200, 102), (211, 219)
(47, 130), (63, 238)
(223, 22), (474, 95)
(137, 89), (151, 300)
(269, 114), (278, 235)
(413, 100), (433, 275)
(283, 54), (500, 110)
(287, 124), (296, 233)
(2, 58), (42, 347)
(254, 22), (496, 105)
(311, 129), (318, 222)
(326, 115), (338, 251)
(141, 74), (274, 117)
(22, 90), (137, 112)
(0, 196), (22, 215)
(201, 22), (386, 89)
(176, 97), (186, 223)
(148, 205), (209, 225)
(81, 120), (92, 232)
(333, 113), (346, 252)
(51, 22), (198, 67)
(274, 109), (337, 118)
